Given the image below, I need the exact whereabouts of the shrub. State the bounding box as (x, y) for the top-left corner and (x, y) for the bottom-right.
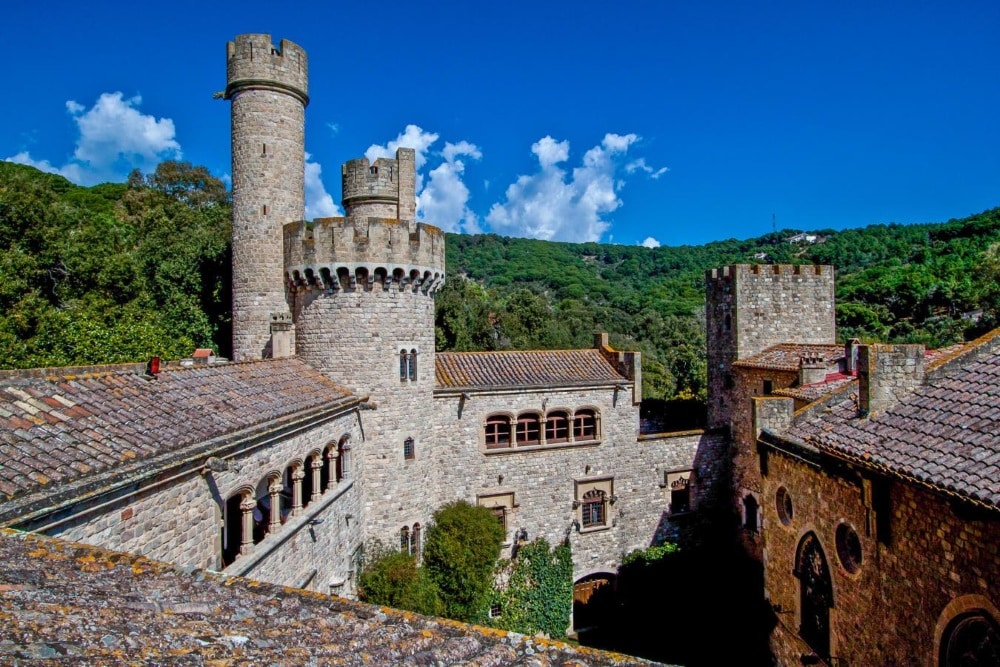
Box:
(356, 540), (442, 616)
(422, 501), (505, 622)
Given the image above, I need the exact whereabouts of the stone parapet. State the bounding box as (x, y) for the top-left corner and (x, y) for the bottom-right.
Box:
(284, 217), (446, 294)
(226, 34), (308, 104)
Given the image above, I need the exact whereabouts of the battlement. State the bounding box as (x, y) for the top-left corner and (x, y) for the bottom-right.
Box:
(226, 34), (308, 105)
(706, 264), (830, 282)
(283, 217), (445, 294)
(342, 149), (416, 221)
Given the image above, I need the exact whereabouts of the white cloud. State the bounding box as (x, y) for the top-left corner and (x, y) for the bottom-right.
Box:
(418, 141), (482, 234)
(5, 92), (181, 185)
(640, 237), (661, 248)
(305, 152), (342, 219)
(485, 133), (646, 243)
(368, 125), (481, 233)
(626, 157), (669, 179)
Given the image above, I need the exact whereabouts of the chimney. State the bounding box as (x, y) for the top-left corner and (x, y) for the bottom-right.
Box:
(857, 344), (925, 418)
(270, 313), (294, 359)
(799, 353), (828, 385)
(594, 332), (610, 349)
(844, 338), (861, 374)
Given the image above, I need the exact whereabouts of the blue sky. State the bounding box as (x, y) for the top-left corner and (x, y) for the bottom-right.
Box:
(4, 0), (999, 247)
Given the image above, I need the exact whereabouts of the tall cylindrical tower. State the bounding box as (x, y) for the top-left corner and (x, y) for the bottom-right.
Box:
(284, 148), (445, 544)
(226, 34), (308, 360)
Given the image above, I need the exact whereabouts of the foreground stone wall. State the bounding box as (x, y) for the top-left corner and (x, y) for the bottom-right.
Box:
(762, 446), (1000, 665)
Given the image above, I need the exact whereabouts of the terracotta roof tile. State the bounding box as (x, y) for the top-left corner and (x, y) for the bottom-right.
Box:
(733, 343), (844, 371)
(0, 358), (355, 503)
(783, 341), (1000, 509)
(436, 349), (628, 389)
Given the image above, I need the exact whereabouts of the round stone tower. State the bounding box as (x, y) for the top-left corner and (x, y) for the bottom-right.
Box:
(226, 34), (308, 360)
(284, 148), (444, 542)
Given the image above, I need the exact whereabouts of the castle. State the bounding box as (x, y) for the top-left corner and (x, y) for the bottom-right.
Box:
(0, 33), (995, 666)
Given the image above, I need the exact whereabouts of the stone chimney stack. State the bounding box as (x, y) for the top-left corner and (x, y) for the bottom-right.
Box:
(799, 353), (828, 385)
(844, 338), (862, 374)
(857, 344), (925, 418)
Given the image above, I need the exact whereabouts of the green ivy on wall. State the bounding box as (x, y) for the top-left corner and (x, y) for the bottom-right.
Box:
(488, 538), (573, 638)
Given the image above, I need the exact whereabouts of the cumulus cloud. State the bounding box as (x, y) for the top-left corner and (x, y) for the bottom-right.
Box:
(367, 125), (481, 233)
(305, 152), (342, 219)
(485, 133), (646, 243)
(5, 92), (181, 185)
(640, 237), (661, 248)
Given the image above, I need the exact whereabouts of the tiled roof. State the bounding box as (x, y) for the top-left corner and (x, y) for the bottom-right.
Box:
(436, 349), (628, 389)
(733, 344), (844, 371)
(772, 373), (856, 402)
(782, 347), (1000, 509)
(0, 359), (355, 503)
(0, 529), (655, 666)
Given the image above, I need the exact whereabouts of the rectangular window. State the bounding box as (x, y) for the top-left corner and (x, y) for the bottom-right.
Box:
(516, 415), (541, 445)
(545, 412), (569, 443)
(576, 478), (613, 531)
(403, 437), (415, 461)
(574, 410), (597, 440)
(667, 471), (693, 515)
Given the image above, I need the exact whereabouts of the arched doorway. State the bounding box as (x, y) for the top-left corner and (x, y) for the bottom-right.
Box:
(574, 572), (618, 636)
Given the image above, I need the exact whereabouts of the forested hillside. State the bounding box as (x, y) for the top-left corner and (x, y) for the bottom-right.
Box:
(2, 161), (998, 406)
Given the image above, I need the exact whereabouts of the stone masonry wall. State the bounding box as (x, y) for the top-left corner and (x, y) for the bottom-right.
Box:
(431, 386), (723, 580)
(228, 34), (307, 361)
(341, 149), (417, 222)
(705, 265), (835, 429)
(857, 343), (925, 418)
(45, 411), (362, 594)
(762, 448), (1000, 666)
(293, 287), (439, 548)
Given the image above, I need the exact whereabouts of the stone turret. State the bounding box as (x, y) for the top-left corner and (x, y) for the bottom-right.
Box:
(286, 149), (444, 546)
(226, 34), (308, 361)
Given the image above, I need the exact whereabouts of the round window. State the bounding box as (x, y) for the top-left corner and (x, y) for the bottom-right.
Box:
(836, 522), (863, 574)
(775, 486), (793, 526)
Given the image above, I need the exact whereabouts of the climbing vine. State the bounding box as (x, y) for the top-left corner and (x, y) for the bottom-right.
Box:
(487, 538), (573, 638)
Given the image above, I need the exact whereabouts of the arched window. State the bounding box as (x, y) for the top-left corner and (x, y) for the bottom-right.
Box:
(795, 532), (833, 660)
(939, 611), (1000, 666)
(485, 415), (512, 449)
(400, 525), (411, 553)
(408, 349), (418, 381)
(411, 523), (421, 559)
(743, 494), (759, 533)
(581, 489), (607, 529)
(399, 350), (408, 381)
(403, 436), (415, 461)
(574, 409), (598, 441)
(545, 410), (570, 443)
(516, 413), (541, 446)
(222, 492), (244, 567)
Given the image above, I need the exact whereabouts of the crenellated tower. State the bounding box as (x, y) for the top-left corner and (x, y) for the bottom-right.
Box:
(226, 34), (308, 360)
(285, 148), (445, 544)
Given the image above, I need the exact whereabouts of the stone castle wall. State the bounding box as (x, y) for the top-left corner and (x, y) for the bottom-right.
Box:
(45, 410), (362, 594)
(762, 446), (1000, 665)
(342, 150), (417, 222)
(706, 265), (835, 429)
(430, 386), (721, 578)
(227, 34), (308, 361)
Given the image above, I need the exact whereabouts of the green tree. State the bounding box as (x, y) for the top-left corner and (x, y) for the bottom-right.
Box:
(422, 501), (505, 622)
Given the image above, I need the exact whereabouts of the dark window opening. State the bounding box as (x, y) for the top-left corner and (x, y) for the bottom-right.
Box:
(403, 437), (415, 461)
(581, 489), (607, 529)
(399, 350), (408, 381)
(545, 411), (570, 443)
(763, 380), (773, 394)
(485, 416), (512, 449)
(411, 523), (421, 559)
(516, 414), (541, 446)
(408, 349), (417, 381)
(743, 494), (759, 533)
(491, 506), (507, 533)
(222, 493), (243, 567)
(940, 611), (1000, 667)
(574, 410), (597, 441)
(796, 533), (833, 660)
(670, 478), (691, 514)
(400, 525), (410, 553)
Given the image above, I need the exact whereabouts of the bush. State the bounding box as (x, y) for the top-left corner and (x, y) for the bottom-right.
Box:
(357, 540), (442, 616)
(422, 501), (505, 622)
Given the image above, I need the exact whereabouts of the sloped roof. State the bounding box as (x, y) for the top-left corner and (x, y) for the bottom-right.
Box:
(0, 529), (654, 666)
(436, 349), (628, 390)
(772, 373), (856, 402)
(780, 343), (1000, 509)
(0, 359), (355, 502)
(733, 344), (844, 371)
